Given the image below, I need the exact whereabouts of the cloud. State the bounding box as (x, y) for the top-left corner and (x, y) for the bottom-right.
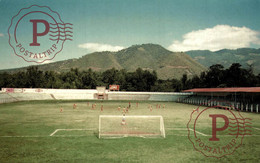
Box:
(168, 25), (260, 51)
(41, 59), (54, 64)
(0, 33), (4, 37)
(28, 53), (54, 64)
(78, 43), (124, 52)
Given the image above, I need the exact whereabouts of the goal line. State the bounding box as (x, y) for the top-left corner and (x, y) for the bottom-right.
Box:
(49, 128), (96, 136)
(1, 127), (260, 138)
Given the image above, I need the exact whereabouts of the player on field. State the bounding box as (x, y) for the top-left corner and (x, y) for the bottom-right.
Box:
(73, 103), (77, 109)
(122, 107), (126, 113)
(193, 107), (199, 113)
(121, 114), (126, 125)
(149, 105), (153, 111)
(92, 104), (96, 110)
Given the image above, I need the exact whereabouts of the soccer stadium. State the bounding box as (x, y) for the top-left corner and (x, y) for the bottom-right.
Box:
(1, 0), (260, 162)
(0, 86), (259, 162)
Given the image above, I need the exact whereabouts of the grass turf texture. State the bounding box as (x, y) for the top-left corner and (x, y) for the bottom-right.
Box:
(0, 100), (259, 162)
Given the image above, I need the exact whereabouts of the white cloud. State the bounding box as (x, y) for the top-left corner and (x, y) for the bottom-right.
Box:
(78, 43), (124, 52)
(168, 25), (260, 52)
(0, 33), (4, 37)
(41, 59), (54, 64)
(28, 53), (54, 64)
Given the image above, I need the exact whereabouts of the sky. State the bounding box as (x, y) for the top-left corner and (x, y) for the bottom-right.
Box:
(0, 0), (260, 69)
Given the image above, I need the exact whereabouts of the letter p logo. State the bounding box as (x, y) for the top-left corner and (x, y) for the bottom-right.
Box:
(209, 114), (229, 141)
(30, 19), (49, 46)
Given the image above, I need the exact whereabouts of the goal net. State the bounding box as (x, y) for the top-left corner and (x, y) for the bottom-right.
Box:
(99, 115), (165, 138)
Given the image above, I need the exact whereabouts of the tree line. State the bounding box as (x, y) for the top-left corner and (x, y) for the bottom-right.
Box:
(0, 63), (259, 92)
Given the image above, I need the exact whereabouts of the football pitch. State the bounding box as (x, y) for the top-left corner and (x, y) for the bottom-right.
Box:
(0, 100), (259, 162)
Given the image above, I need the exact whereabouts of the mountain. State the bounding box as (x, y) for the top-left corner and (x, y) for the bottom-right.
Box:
(186, 48), (260, 74)
(1, 44), (206, 80)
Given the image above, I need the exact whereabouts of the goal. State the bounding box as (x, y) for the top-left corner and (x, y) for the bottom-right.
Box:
(99, 115), (165, 138)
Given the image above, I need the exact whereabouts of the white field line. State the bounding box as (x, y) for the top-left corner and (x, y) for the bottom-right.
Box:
(170, 128), (260, 137)
(187, 127), (260, 137)
(252, 127), (260, 131)
(100, 115), (163, 118)
(166, 128), (187, 130)
(189, 128), (208, 136)
(1, 127), (259, 138)
(2, 134), (260, 138)
(1, 134), (260, 138)
(50, 128), (96, 136)
(0, 135), (91, 138)
(172, 134), (187, 136)
(167, 128), (208, 136)
(215, 135), (260, 137)
(49, 135), (89, 137)
(50, 129), (60, 136)
(168, 134), (260, 137)
(0, 135), (46, 138)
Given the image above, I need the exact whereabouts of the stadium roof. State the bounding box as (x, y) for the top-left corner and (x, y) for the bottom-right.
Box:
(183, 87), (260, 93)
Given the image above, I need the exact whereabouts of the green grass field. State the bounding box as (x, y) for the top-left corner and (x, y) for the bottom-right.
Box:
(0, 100), (259, 162)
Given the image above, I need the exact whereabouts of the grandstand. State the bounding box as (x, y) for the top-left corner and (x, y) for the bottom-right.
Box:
(0, 88), (97, 103)
(1, 87), (259, 113)
(0, 88), (191, 103)
(179, 87), (260, 113)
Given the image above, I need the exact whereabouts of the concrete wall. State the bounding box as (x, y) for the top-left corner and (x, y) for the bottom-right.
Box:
(0, 93), (18, 103)
(0, 88), (191, 104)
(107, 92), (189, 101)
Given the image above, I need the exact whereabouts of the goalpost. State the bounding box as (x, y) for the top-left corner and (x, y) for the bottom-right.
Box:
(99, 115), (165, 138)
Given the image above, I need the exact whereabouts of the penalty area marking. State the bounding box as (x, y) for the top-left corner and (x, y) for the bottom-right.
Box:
(252, 127), (260, 131)
(49, 128), (95, 136)
(166, 128), (260, 137)
(166, 128), (187, 130)
(189, 128), (208, 136)
(166, 128), (208, 136)
(1, 128), (260, 138)
(0, 135), (46, 138)
(168, 128), (208, 136)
